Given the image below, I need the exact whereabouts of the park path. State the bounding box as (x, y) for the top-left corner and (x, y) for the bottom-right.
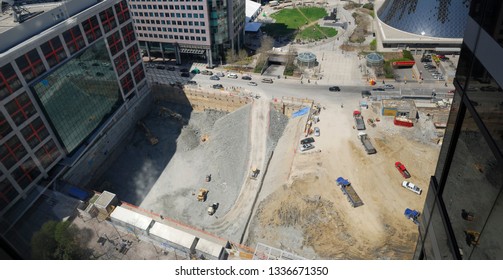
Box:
(295, 7), (329, 38)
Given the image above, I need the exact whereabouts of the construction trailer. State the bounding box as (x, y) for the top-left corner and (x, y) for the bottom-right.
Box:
(109, 206), (154, 237)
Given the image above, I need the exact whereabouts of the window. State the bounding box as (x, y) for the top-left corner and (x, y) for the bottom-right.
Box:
(114, 53), (129, 77)
(35, 139), (60, 169)
(121, 23), (136, 47)
(120, 73), (134, 95)
(0, 63), (22, 101)
(5, 92), (36, 126)
(0, 135), (27, 170)
(99, 7), (117, 34)
(133, 64), (145, 84)
(12, 157), (41, 189)
(0, 111), (12, 139)
(62, 26), (85, 55)
(40, 36), (67, 68)
(107, 31), (124, 56)
(114, 0), (130, 24)
(20, 118), (49, 149)
(82, 15), (102, 43)
(0, 178), (19, 211)
(15, 49), (46, 83)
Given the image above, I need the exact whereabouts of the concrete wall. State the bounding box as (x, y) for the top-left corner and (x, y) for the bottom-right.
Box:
(271, 96), (314, 117)
(151, 84), (252, 112)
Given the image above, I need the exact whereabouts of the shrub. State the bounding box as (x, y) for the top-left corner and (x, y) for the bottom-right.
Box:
(402, 50), (414, 60)
(370, 39), (377, 51)
(363, 3), (374, 10)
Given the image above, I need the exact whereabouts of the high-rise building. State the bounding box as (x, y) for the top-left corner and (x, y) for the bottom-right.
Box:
(0, 0), (150, 255)
(414, 0), (503, 259)
(128, 0), (246, 66)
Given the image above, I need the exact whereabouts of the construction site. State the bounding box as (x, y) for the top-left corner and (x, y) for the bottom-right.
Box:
(61, 74), (451, 259)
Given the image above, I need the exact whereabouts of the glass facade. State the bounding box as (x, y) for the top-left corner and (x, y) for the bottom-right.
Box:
(31, 39), (123, 153)
(378, 0), (471, 38)
(415, 0), (503, 260)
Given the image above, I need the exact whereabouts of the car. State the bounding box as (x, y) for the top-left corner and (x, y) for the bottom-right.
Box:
(156, 65), (165, 70)
(180, 68), (189, 73)
(329, 86), (341, 92)
(300, 137), (315, 145)
(181, 72), (190, 77)
(261, 78), (273, 83)
(299, 143), (314, 152)
(216, 72), (225, 77)
(314, 127), (320, 137)
(201, 70), (213, 75)
(166, 66), (176, 71)
(191, 68), (201, 74)
(186, 81), (197, 85)
(209, 75), (220, 80)
(205, 65), (215, 69)
(372, 88), (385, 91)
(361, 90), (372, 97)
(212, 84), (223, 89)
(402, 181), (422, 195)
(242, 75), (252, 80)
(227, 73), (238, 79)
(384, 84), (395, 89)
(248, 81), (257, 86)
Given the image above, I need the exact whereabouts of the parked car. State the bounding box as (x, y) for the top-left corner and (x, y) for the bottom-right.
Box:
(361, 90), (372, 97)
(180, 68), (189, 73)
(372, 88), (385, 91)
(248, 81), (257, 86)
(227, 73), (238, 79)
(201, 70), (213, 75)
(299, 143), (314, 152)
(156, 65), (165, 70)
(300, 137), (315, 145)
(261, 78), (273, 83)
(209, 75), (220, 80)
(384, 84), (395, 89)
(181, 72), (190, 77)
(216, 72), (225, 77)
(212, 84), (223, 89)
(166, 66), (176, 71)
(402, 181), (422, 195)
(329, 86), (341, 92)
(241, 75), (252, 80)
(186, 80), (197, 85)
(314, 127), (320, 137)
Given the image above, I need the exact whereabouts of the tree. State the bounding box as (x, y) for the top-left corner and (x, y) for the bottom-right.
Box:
(32, 220), (87, 260)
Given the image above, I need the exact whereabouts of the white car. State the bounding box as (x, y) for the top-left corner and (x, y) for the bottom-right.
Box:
(300, 143), (314, 152)
(384, 84), (395, 89)
(248, 81), (257, 86)
(402, 181), (422, 195)
(314, 127), (320, 136)
(227, 73), (238, 79)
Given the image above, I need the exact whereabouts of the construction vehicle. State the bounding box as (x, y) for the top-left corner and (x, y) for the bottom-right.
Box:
(336, 177), (364, 208)
(464, 230), (480, 246)
(462, 209), (475, 221)
(358, 132), (376, 154)
(395, 161), (411, 178)
(404, 208), (420, 225)
(205, 174), (211, 182)
(250, 167), (260, 180)
(137, 121), (158, 145)
(197, 188), (208, 202)
(367, 118), (376, 127)
(353, 109), (366, 130)
(207, 203), (219, 215)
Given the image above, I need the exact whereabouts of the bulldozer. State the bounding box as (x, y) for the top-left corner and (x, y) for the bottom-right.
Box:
(250, 166), (260, 180)
(197, 188), (208, 202)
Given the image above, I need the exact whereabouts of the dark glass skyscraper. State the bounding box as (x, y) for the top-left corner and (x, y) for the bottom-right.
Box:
(415, 0), (503, 259)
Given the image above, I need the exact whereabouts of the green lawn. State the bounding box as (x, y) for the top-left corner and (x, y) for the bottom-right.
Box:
(297, 25), (338, 40)
(267, 7), (329, 36)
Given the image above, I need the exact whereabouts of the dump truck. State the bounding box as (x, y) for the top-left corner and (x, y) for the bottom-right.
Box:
(358, 132), (376, 154)
(404, 208), (420, 225)
(197, 188), (208, 202)
(395, 161), (411, 178)
(336, 177), (364, 208)
(353, 110), (366, 130)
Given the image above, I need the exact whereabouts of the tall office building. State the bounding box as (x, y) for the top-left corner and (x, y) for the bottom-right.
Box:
(128, 0), (246, 66)
(0, 0), (149, 255)
(414, 0), (503, 259)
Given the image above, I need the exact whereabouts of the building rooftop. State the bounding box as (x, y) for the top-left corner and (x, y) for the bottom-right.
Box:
(0, 2), (62, 35)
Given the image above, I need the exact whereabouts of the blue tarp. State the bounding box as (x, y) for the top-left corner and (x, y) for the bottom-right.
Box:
(68, 187), (90, 201)
(292, 107), (310, 118)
